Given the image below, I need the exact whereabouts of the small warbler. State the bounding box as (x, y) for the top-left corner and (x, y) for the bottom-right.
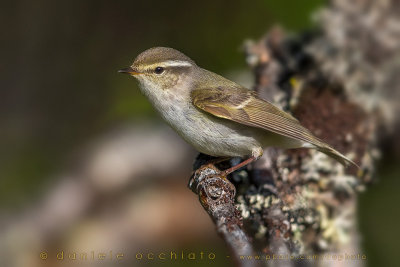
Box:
(119, 47), (357, 175)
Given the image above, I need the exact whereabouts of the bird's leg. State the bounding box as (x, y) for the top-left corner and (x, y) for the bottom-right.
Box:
(220, 156), (257, 176)
(207, 156), (231, 165)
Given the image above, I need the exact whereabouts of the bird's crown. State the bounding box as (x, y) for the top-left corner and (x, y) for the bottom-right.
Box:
(133, 47), (195, 69)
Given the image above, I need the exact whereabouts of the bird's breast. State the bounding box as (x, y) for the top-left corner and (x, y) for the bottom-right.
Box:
(138, 83), (263, 157)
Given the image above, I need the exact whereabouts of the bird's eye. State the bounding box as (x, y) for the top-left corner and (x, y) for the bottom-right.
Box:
(154, 67), (164, 74)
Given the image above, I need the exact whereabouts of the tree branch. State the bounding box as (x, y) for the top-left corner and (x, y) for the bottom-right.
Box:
(189, 163), (256, 267)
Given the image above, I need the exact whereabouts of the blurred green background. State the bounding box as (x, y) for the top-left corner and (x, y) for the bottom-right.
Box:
(0, 1), (399, 267)
(0, 0), (323, 209)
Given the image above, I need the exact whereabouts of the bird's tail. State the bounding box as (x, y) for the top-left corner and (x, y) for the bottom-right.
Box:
(315, 144), (359, 168)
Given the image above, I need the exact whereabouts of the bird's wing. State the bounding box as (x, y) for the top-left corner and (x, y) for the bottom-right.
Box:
(191, 86), (324, 146)
(191, 86), (358, 167)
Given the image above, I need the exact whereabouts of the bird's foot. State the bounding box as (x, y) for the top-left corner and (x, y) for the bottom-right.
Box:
(188, 164), (236, 209)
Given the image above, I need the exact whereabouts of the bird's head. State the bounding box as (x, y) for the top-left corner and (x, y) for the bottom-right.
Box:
(119, 47), (196, 91)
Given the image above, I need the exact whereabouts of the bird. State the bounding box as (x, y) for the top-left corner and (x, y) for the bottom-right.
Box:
(119, 47), (357, 175)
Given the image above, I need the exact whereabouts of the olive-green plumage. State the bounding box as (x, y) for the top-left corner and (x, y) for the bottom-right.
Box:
(119, 47), (357, 172)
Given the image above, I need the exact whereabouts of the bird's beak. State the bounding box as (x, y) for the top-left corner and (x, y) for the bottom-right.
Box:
(118, 66), (141, 75)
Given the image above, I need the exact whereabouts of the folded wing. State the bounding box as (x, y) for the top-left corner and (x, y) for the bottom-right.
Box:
(191, 86), (357, 167)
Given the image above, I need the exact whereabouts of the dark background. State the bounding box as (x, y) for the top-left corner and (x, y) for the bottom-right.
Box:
(0, 1), (399, 267)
